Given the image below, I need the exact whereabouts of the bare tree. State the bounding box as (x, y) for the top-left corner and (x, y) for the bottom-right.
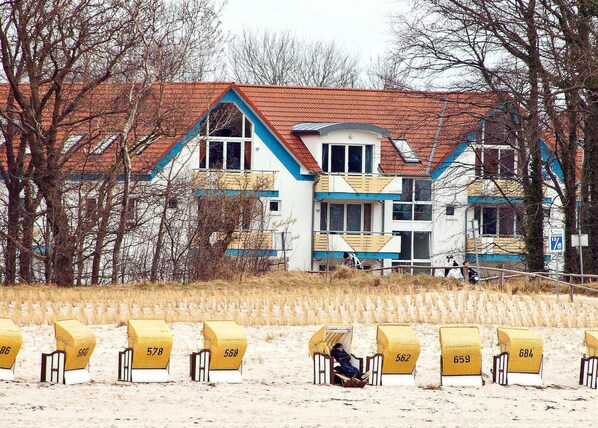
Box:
(228, 28), (362, 87)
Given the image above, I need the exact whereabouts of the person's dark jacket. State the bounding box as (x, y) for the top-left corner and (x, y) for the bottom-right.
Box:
(331, 348), (351, 366)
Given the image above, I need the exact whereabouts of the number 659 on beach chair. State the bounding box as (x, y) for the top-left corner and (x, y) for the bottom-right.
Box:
(190, 320), (247, 383)
(41, 319), (96, 384)
(118, 319), (173, 383)
(0, 318), (22, 381)
(439, 326), (483, 387)
(580, 330), (598, 389)
(309, 324), (366, 388)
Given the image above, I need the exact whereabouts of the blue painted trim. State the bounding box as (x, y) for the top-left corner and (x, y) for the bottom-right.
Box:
(193, 189), (279, 198)
(468, 196), (552, 204)
(226, 249), (278, 257)
(541, 142), (565, 182)
(315, 192), (400, 200)
(313, 251), (399, 259)
(148, 87), (314, 182)
(465, 253), (551, 262)
(431, 136), (472, 180)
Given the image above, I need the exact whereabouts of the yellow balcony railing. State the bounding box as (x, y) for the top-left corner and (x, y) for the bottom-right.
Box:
(314, 232), (401, 254)
(229, 231), (275, 251)
(316, 173), (401, 195)
(467, 179), (524, 198)
(192, 169), (277, 192)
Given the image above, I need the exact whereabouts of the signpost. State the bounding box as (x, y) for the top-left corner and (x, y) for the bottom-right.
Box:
(572, 232), (589, 284)
(469, 219), (481, 282)
(549, 228), (564, 296)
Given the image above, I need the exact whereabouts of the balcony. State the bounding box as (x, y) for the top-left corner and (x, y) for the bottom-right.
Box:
(192, 169), (278, 197)
(315, 173), (401, 200)
(226, 230), (278, 257)
(313, 231), (401, 259)
(467, 178), (525, 204)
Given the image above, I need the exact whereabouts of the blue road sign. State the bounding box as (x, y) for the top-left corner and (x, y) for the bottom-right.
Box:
(549, 228), (564, 253)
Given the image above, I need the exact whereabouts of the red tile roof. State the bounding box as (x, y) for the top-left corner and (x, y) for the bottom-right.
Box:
(0, 82), (498, 177)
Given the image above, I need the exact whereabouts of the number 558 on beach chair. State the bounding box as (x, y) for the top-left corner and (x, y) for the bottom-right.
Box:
(309, 324), (366, 388)
(41, 319), (96, 384)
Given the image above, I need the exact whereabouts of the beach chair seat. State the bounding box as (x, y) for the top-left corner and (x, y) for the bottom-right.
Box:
(493, 327), (543, 386)
(41, 319), (96, 384)
(118, 319), (173, 383)
(0, 318), (22, 381)
(190, 320), (247, 383)
(309, 324), (365, 387)
(439, 326), (483, 387)
(580, 330), (598, 389)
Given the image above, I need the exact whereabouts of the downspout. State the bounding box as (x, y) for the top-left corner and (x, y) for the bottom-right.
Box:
(426, 97), (449, 175)
(310, 171), (319, 271)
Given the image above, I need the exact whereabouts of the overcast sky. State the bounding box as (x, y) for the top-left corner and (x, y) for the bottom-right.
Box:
(221, 0), (399, 64)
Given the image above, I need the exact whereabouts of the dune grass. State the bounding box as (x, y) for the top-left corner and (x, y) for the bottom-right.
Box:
(1, 269), (597, 328)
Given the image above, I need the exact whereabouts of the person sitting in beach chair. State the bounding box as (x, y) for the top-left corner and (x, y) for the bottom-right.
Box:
(331, 343), (370, 381)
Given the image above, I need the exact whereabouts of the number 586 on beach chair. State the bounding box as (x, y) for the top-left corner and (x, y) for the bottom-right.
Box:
(0, 318), (22, 381)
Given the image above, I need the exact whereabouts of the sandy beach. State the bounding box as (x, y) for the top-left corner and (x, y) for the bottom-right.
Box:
(1, 322), (596, 427)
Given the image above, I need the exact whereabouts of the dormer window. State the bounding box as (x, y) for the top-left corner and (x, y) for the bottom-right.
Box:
(474, 112), (518, 178)
(91, 134), (118, 155)
(322, 144), (373, 173)
(199, 103), (252, 170)
(62, 135), (84, 154)
(392, 138), (420, 163)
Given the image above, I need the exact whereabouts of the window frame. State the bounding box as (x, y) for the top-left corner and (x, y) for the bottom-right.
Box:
(320, 202), (373, 233)
(392, 178), (433, 221)
(321, 143), (374, 174)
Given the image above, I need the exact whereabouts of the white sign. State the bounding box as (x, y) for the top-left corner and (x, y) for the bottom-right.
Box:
(571, 234), (589, 248)
(549, 228), (564, 253)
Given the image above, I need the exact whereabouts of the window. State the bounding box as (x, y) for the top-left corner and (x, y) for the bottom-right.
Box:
(167, 197), (178, 210)
(474, 205), (521, 236)
(446, 205), (455, 216)
(62, 135), (83, 154)
(126, 198), (137, 224)
(393, 179), (432, 221)
(392, 230), (432, 274)
(320, 202), (372, 233)
(199, 103), (253, 171)
(91, 134), (118, 155)
(391, 138), (420, 163)
(269, 200), (281, 214)
(474, 113), (517, 178)
(131, 135), (158, 156)
(321, 144), (373, 173)
(85, 198), (97, 216)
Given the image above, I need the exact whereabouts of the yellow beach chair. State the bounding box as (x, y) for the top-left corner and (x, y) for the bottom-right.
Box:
(439, 326), (483, 386)
(580, 330), (598, 389)
(0, 318), (22, 381)
(493, 327), (543, 386)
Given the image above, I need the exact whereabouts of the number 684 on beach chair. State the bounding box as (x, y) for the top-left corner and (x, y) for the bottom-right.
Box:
(309, 324), (367, 388)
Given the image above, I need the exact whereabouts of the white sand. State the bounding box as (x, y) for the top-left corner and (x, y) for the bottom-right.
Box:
(1, 323), (596, 427)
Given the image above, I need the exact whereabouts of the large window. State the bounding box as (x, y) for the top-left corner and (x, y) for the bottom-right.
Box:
(392, 230), (432, 274)
(473, 205), (521, 236)
(474, 113), (517, 178)
(199, 103), (253, 170)
(322, 144), (373, 173)
(392, 178), (432, 221)
(320, 202), (372, 233)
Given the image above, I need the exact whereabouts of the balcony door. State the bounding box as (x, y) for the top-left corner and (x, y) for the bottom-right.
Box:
(320, 202), (372, 233)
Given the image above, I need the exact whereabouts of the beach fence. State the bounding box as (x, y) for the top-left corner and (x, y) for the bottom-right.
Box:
(118, 319), (173, 383)
(190, 320), (247, 383)
(41, 319), (96, 384)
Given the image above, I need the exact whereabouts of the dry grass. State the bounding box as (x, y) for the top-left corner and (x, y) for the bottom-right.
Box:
(1, 270), (597, 328)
